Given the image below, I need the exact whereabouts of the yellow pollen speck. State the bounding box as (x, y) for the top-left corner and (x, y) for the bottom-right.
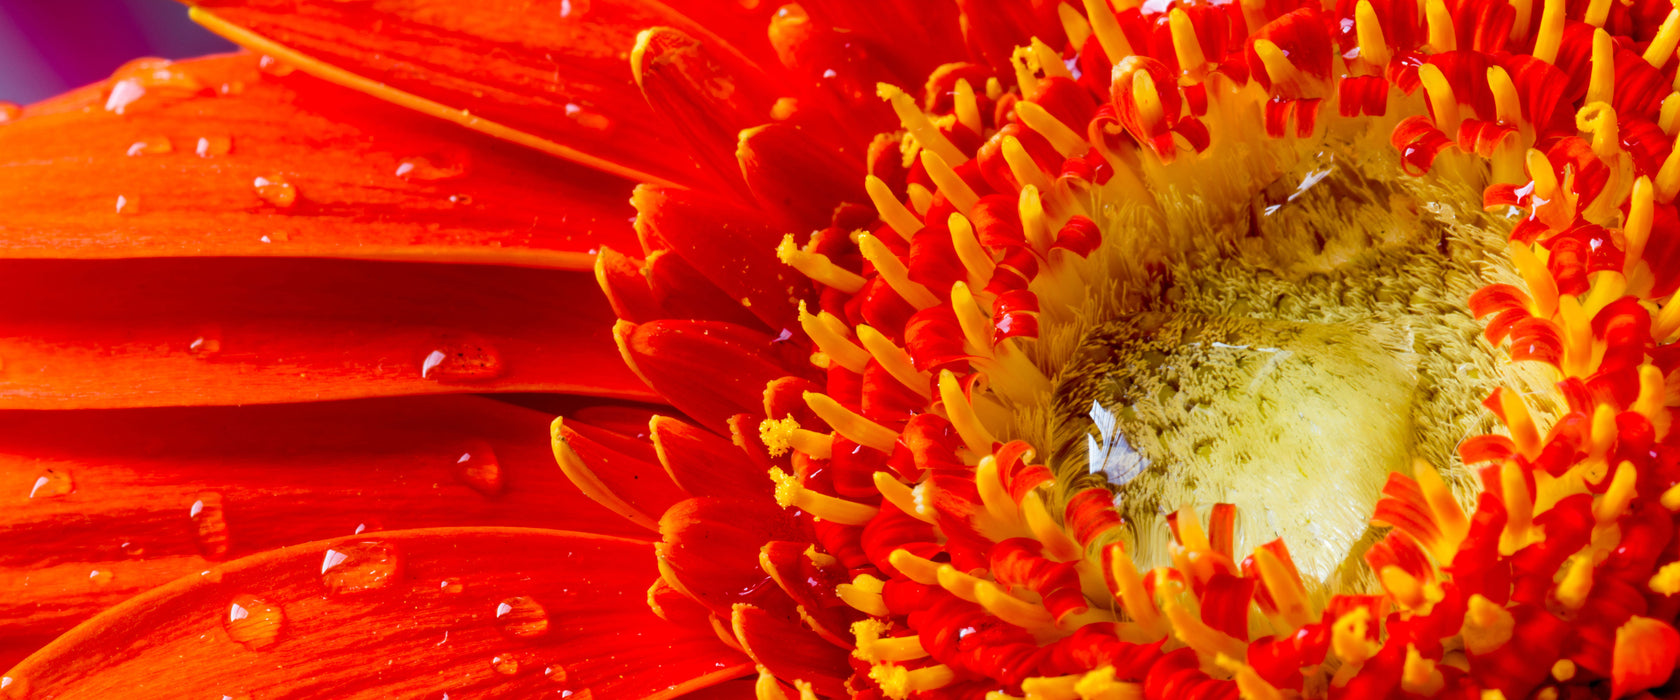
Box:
(1551, 658), (1576, 681)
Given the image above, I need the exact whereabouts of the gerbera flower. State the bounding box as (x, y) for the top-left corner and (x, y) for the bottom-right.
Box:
(5, 0), (1680, 697)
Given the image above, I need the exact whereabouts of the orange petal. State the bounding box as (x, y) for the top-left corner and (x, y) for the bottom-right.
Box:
(184, 0), (733, 187)
(2, 53), (638, 269)
(2, 528), (750, 699)
(731, 603), (852, 698)
(0, 259), (654, 407)
(617, 320), (809, 431)
(0, 396), (648, 666)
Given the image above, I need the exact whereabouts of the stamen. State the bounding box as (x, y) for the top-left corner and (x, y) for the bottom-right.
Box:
(1381, 566), (1443, 612)
(1019, 186), (1055, 254)
(906, 183), (934, 216)
(1583, 0), (1611, 27)
(1594, 461), (1637, 523)
(1025, 491), (1084, 561)
(1252, 547), (1314, 632)
(779, 235), (867, 293)
(1645, 10), (1680, 68)
(760, 415), (835, 459)
(1626, 177), (1654, 279)
(874, 471), (936, 524)
(1633, 364), (1669, 436)
(887, 548), (942, 585)
(1508, 240), (1559, 317)
(1030, 38), (1073, 81)
(1488, 67), (1521, 126)
(1415, 459), (1470, 558)
(1011, 46), (1041, 97)
(920, 150), (980, 215)
(798, 302), (871, 372)
(974, 456), (1021, 528)
(870, 664), (955, 699)
(1252, 40), (1304, 95)
(975, 579), (1058, 629)
(1019, 675), (1079, 700)
(1651, 563), (1680, 595)
(1586, 29), (1614, 107)
(1057, 4), (1093, 49)
(1663, 93), (1680, 134)
(1659, 130), (1680, 202)
(1105, 544), (1167, 638)
(1354, 0), (1392, 67)
(1162, 596), (1248, 662)
(1129, 69), (1166, 133)
(935, 564), (984, 602)
(1082, 0), (1134, 62)
(1461, 594), (1515, 653)
(1402, 646), (1446, 695)
(1553, 552), (1593, 611)
(866, 175), (925, 241)
(1172, 506), (1213, 551)
(1167, 9), (1207, 74)
(770, 467), (880, 524)
(1003, 136), (1055, 199)
(1075, 668), (1142, 700)
(755, 666), (788, 700)
(1015, 100), (1091, 158)
(1557, 296), (1593, 377)
(1417, 64), (1460, 134)
(1552, 659), (1577, 682)
(838, 573), (892, 616)
(1499, 390), (1543, 459)
(939, 370), (1000, 456)
(857, 233), (940, 309)
(856, 324), (933, 398)
(1664, 482), (1680, 511)
(950, 282), (995, 352)
(1331, 607), (1379, 666)
(877, 83), (968, 165)
(1498, 460), (1538, 555)
(948, 214), (997, 288)
(853, 619), (929, 663)
(1533, 0), (1564, 64)
(953, 79), (982, 135)
(1425, 0), (1457, 52)
(803, 392), (901, 452)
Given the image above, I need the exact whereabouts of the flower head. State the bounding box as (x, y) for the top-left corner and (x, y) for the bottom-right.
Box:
(5, 0), (1680, 698)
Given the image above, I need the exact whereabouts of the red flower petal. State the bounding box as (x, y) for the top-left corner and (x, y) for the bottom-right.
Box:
(0, 54), (636, 268)
(185, 0), (722, 186)
(0, 396), (647, 667)
(0, 258), (653, 407)
(2, 528), (749, 699)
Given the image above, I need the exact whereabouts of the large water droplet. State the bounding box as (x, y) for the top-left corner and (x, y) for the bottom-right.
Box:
(493, 596), (549, 638)
(253, 175), (298, 208)
(197, 135), (232, 157)
(451, 441), (504, 496)
(224, 595), (284, 649)
(104, 58), (204, 114)
(0, 102), (20, 123)
(0, 674), (28, 700)
(28, 470), (72, 498)
(419, 337), (506, 382)
(319, 540), (402, 594)
(395, 155), (467, 181)
(126, 136), (172, 157)
(191, 492), (232, 559)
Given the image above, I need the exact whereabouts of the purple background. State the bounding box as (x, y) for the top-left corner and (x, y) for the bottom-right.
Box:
(0, 0), (233, 104)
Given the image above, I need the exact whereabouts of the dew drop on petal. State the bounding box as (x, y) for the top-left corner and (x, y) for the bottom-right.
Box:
(253, 175), (298, 208)
(395, 155), (467, 181)
(189, 327), (223, 358)
(558, 0), (590, 18)
(447, 193), (474, 205)
(104, 58), (204, 114)
(452, 441), (504, 496)
(126, 136), (172, 156)
(28, 470), (72, 499)
(490, 653), (521, 676)
(419, 337), (505, 382)
(104, 79), (147, 114)
(319, 540), (402, 594)
(0, 102), (20, 123)
(0, 674), (28, 700)
(197, 135), (232, 157)
(563, 103), (613, 133)
(224, 595), (284, 649)
(439, 578), (464, 595)
(191, 492), (232, 559)
(120, 541), (146, 558)
(88, 569), (113, 586)
(493, 596), (549, 638)
(115, 195), (138, 216)
(258, 55), (295, 77)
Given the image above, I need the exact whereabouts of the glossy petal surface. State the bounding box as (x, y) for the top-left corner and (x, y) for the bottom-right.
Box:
(0, 396), (648, 664)
(3, 529), (750, 699)
(0, 258), (654, 407)
(0, 54), (637, 269)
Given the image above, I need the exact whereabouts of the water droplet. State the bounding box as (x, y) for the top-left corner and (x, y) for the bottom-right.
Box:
(189, 327), (223, 358)
(125, 136), (172, 156)
(491, 653), (522, 675)
(253, 175), (298, 208)
(224, 594), (284, 649)
(353, 519), (384, 535)
(319, 540), (402, 594)
(197, 135), (232, 157)
(0, 102), (20, 123)
(563, 103), (613, 133)
(115, 195), (138, 216)
(419, 337), (505, 382)
(104, 58), (204, 114)
(258, 55), (296, 77)
(1, 674), (29, 700)
(394, 155), (467, 181)
(439, 578), (464, 595)
(88, 569), (113, 586)
(105, 79), (147, 114)
(29, 470), (72, 499)
(191, 492), (232, 559)
(452, 441), (504, 496)
(493, 596), (549, 638)
(447, 193), (474, 205)
(120, 541), (146, 558)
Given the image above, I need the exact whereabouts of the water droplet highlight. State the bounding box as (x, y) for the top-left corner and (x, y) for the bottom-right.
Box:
(452, 442), (504, 496)
(447, 193), (473, 205)
(253, 175), (297, 208)
(491, 653), (522, 675)
(395, 155), (467, 181)
(191, 492), (232, 559)
(0, 102), (20, 123)
(120, 541), (146, 558)
(563, 103), (613, 133)
(126, 136), (172, 156)
(115, 195), (137, 216)
(29, 470), (72, 498)
(189, 327), (223, 358)
(224, 595), (284, 649)
(319, 540), (402, 594)
(197, 135), (232, 157)
(419, 337), (505, 382)
(258, 55), (295, 77)
(0, 674), (29, 700)
(104, 58), (204, 114)
(88, 569), (113, 586)
(439, 578), (464, 595)
(493, 596), (549, 638)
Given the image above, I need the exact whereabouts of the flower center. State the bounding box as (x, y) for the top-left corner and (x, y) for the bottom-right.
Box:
(1049, 144), (1512, 590)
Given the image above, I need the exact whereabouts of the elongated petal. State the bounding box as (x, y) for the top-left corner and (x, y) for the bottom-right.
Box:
(0, 396), (648, 665)
(184, 0), (734, 187)
(2, 528), (750, 699)
(0, 258), (654, 407)
(0, 53), (636, 269)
